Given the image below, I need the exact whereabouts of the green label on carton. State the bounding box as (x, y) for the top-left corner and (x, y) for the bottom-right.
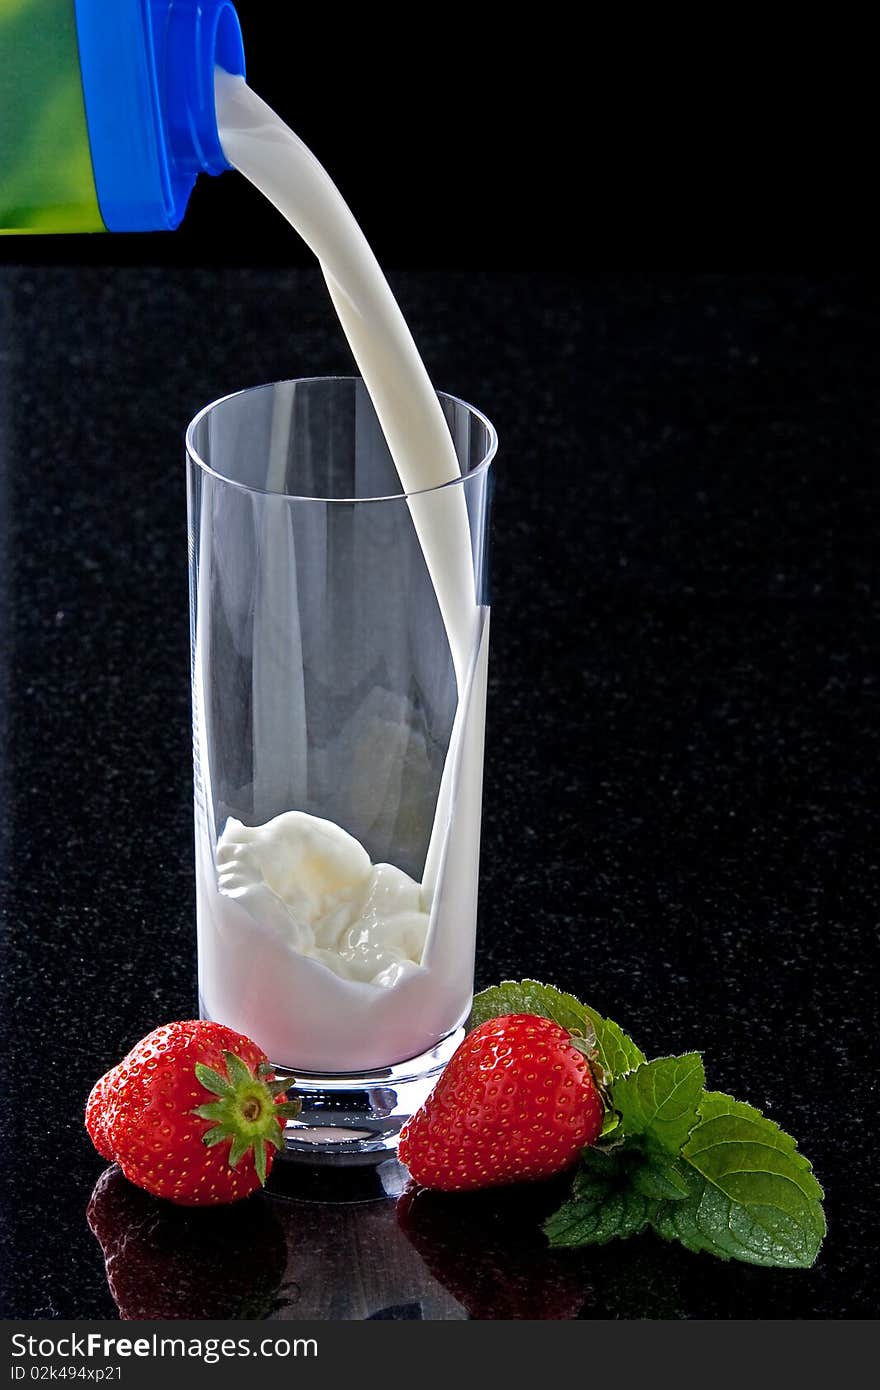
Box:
(0, 0), (105, 233)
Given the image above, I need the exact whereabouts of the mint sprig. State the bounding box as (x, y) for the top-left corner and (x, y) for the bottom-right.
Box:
(469, 979), (825, 1270)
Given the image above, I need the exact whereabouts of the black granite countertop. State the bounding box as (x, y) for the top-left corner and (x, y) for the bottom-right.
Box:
(0, 269), (875, 1319)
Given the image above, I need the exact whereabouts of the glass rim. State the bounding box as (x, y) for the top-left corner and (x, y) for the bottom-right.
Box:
(185, 375), (498, 503)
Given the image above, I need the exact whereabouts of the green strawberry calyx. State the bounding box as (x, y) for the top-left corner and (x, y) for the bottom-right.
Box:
(192, 1052), (300, 1185)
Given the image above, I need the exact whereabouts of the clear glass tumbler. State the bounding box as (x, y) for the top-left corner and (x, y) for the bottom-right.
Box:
(185, 378), (496, 1158)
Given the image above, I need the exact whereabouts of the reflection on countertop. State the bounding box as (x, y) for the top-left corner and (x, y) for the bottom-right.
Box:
(87, 1160), (608, 1321)
(87, 1157), (748, 1320)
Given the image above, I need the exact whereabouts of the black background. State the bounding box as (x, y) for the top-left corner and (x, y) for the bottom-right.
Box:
(0, 2), (870, 269)
(0, 1), (877, 1326)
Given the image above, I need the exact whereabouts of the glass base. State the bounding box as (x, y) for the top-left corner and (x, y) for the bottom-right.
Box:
(271, 1028), (463, 1164)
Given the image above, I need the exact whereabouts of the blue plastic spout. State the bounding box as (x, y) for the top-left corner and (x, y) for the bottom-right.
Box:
(73, 0), (246, 231)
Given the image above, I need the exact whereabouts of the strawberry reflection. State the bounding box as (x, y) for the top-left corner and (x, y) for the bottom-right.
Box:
(396, 1176), (594, 1319)
(87, 1166), (293, 1320)
(397, 1178), (694, 1319)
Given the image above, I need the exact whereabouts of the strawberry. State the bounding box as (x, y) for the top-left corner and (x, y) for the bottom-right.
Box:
(85, 1071), (115, 1161)
(84, 1020), (299, 1205)
(398, 1014), (604, 1192)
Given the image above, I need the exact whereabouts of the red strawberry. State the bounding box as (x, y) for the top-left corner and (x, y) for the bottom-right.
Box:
(398, 1014), (604, 1192)
(85, 1071), (115, 1161)
(84, 1020), (299, 1205)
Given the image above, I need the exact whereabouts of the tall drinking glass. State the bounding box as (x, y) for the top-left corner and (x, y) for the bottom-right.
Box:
(185, 378), (496, 1158)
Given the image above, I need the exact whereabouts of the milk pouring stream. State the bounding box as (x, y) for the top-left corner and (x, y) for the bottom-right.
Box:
(193, 75), (491, 1072)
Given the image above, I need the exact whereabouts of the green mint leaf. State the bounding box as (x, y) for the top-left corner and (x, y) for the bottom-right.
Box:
(469, 979), (590, 1038)
(469, 979), (645, 1081)
(581, 1005), (646, 1082)
(661, 1090), (825, 1269)
(599, 1109), (622, 1141)
(652, 1158), (754, 1263)
(631, 1157), (690, 1200)
(545, 1190), (655, 1248)
(577, 1145), (625, 1182)
(612, 1053), (705, 1156)
(544, 1149), (656, 1247)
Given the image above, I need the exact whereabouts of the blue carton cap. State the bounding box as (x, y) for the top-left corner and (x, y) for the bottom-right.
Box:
(74, 0), (246, 231)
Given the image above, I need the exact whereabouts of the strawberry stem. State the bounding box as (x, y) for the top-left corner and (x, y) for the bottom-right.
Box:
(191, 1051), (300, 1183)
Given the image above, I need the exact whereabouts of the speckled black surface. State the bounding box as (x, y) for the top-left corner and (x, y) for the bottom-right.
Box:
(0, 269), (876, 1319)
